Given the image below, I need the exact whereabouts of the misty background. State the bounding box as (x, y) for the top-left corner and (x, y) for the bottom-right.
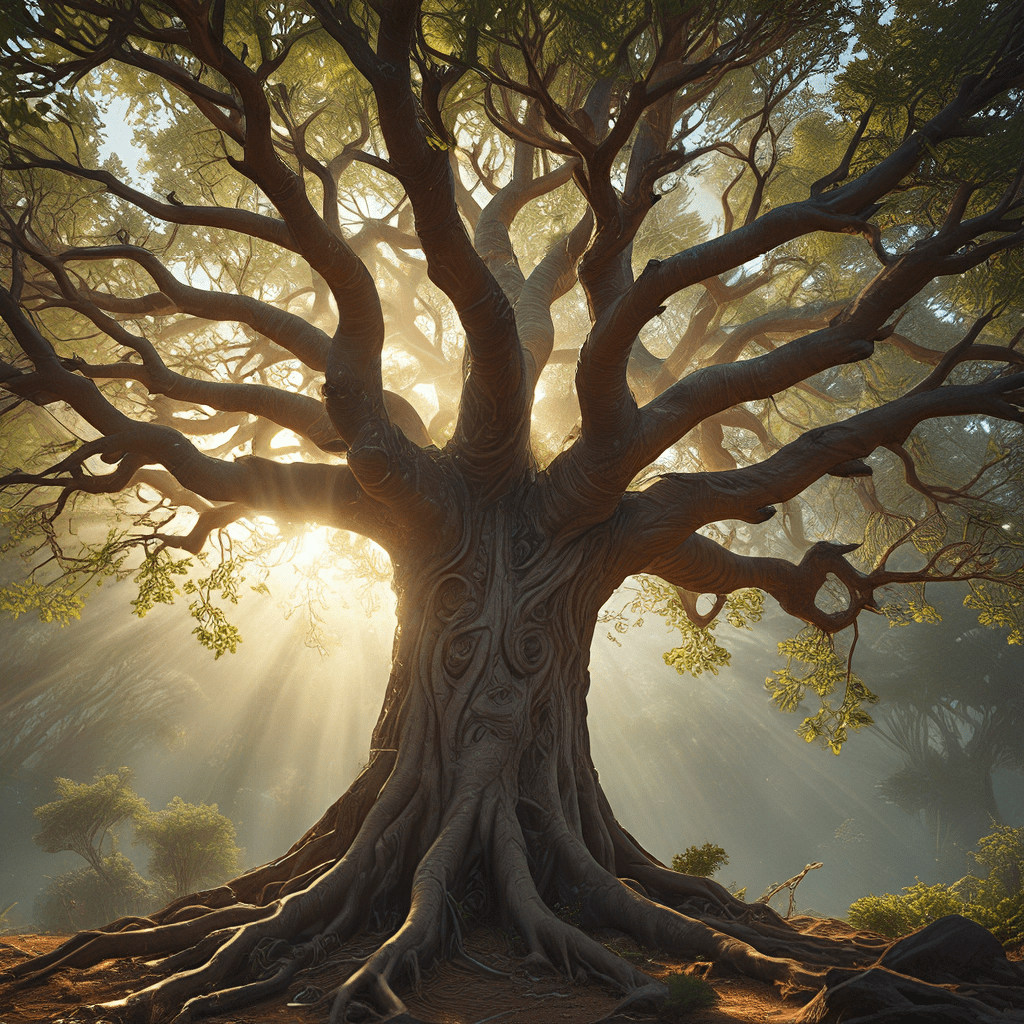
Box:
(2, 570), (1022, 930)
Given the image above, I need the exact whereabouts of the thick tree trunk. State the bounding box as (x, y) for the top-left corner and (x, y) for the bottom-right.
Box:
(4, 501), (1023, 1024)
(4, 492), (1024, 1022)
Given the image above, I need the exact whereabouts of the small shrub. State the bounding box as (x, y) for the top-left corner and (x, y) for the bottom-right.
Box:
(34, 852), (153, 932)
(660, 971), (718, 1017)
(848, 826), (1024, 947)
(671, 842), (729, 878)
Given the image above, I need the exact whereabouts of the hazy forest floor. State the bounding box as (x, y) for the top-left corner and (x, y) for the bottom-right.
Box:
(4, 928), (1022, 1023)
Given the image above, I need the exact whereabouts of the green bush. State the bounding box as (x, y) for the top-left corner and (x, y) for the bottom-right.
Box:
(848, 880), (967, 937)
(848, 825), (1024, 948)
(971, 890), (1024, 949)
(966, 824), (1024, 948)
(34, 852), (153, 932)
(671, 842), (729, 878)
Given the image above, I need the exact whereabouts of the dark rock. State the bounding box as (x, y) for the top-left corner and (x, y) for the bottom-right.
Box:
(880, 914), (1010, 984)
(794, 965), (1008, 1024)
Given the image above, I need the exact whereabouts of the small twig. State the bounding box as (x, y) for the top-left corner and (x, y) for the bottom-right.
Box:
(757, 862), (823, 918)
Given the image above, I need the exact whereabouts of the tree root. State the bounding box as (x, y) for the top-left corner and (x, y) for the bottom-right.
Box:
(321, 788), (480, 1023)
(6, 905), (275, 988)
(5, 752), (1022, 1024)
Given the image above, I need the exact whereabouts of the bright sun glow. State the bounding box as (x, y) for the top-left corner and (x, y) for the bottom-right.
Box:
(290, 525), (336, 567)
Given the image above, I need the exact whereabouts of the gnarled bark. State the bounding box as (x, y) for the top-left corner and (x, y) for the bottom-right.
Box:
(6, 494), (1023, 1023)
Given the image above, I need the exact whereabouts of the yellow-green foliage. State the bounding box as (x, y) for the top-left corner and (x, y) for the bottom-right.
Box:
(848, 826), (1024, 948)
(765, 627), (878, 754)
(605, 576), (765, 677)
(182, 559), (247, 657)
(671, 842), (729, 878)
(0, 579), (87, 625)
(131, 552), (193, 617)
(0, 514), (133, 625)
(965, 583), (1024, 646)
(848, 880), (968, 937)
(135, 797), (242, 900)
(0, 508), (249, 656)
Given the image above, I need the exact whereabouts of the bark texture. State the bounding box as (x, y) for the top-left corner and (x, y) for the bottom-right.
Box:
(5, 478), (1024, 1023)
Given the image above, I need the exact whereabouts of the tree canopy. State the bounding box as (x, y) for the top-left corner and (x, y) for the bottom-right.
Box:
(1, 1), (1021, 705)
(135, 796), (242, 900)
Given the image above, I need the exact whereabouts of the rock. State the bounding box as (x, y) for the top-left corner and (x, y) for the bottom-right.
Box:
(793, 916), (1024, 1024)
(794, 965), (1017, 1023)
(879, 914), (1009, 984)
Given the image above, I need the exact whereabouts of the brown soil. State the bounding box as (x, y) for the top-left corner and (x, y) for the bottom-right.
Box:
(0, 930), (810, 1024)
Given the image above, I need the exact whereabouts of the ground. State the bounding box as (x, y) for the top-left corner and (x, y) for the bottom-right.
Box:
(0, 926), (830, 1023)
(5, 927), (1023, 1023)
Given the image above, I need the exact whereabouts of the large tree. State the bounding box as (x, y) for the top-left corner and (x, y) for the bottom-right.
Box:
(2, 0), (1024, 1021)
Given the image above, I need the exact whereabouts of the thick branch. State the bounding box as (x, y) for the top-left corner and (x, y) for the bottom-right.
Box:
(310, 0), (531, 495)
(624, 372), (1024, 551)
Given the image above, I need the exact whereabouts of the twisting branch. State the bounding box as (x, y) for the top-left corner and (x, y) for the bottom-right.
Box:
(636, 528), (1018, 635)
(311, 0), (532, 498)
(3, 0), (451, 522)
(674, 588), (728, 629)
(623, 370), (1024, 555)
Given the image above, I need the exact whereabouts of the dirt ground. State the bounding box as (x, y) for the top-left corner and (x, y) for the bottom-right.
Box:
(0, 929), (808, 1024)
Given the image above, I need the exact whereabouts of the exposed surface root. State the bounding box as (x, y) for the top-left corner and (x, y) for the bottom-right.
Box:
(4, 757), (1023, 1024)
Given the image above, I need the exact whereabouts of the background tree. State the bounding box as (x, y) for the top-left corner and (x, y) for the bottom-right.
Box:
(33, 767), (148, 881)
(870, 596), (1024, 874)
(2, 0), (1024, 1021)
(135, 796), (242, 900)
(32, 768), (152, 926)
